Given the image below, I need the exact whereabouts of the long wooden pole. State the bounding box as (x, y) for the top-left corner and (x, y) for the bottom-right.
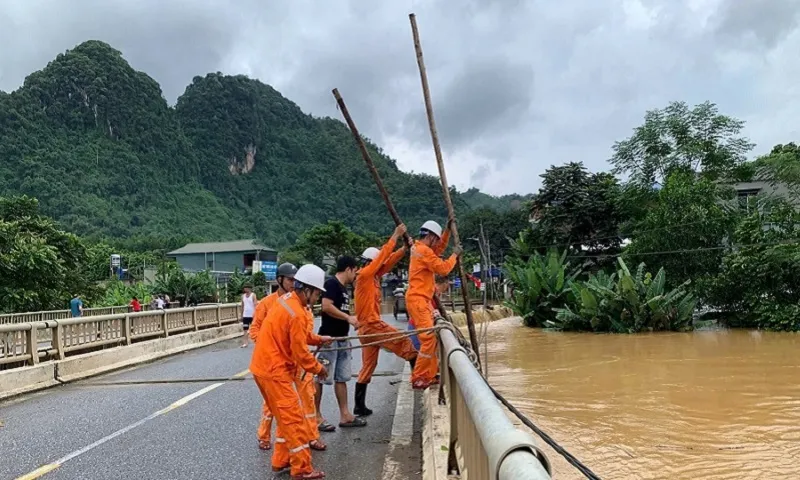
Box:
(332, 87), (450, 320)
(408, 13), (481, 365)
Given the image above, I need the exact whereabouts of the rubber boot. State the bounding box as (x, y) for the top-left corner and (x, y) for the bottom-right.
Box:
(353, 382), (373, 417)
(409, 356), (417, 371)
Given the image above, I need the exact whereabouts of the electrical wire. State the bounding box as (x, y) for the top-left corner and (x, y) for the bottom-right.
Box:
(569, 237), (800, 260)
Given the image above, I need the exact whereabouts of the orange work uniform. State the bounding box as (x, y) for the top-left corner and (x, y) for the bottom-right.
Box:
(250, 292), (324, 476)
(250, 291), (280, 446)
(296, 309), (323, 444)
(355, 239), (416, 384)
(406, 230), (456, 385)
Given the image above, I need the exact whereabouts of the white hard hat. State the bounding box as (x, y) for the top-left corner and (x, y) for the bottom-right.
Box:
(420, 220), (443, 238)
(294, 264), (327, 292)
(361, 247), (380, 261)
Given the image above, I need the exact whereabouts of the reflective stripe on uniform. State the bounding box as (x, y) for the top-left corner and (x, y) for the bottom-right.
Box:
(305, 413), (316, 419)
(275, 437), (286, 443)
(289, 443), (310, 454)
(278, 298), (296, 317)
(418, 352), (433, 359)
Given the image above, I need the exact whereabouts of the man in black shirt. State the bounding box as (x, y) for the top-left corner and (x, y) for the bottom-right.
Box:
(315, 256), (367, 430)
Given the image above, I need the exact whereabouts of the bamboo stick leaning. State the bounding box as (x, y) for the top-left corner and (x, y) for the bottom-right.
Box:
(408, 13), (482, 365)
(331, 88), (451, 322)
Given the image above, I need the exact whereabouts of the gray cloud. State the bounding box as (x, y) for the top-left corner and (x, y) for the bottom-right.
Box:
(1, 0), (798, 195)
(713, 0), (800, 49)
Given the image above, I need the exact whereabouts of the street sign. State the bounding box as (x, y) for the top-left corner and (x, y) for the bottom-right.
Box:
(453, 276), (461, 288)
(260, 261), (278, 281)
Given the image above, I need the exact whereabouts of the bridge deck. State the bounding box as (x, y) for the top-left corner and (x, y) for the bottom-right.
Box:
(0, 315), (421, 480)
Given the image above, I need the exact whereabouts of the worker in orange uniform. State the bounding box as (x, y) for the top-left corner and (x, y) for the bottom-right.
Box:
(249, 263), (298, 451)
(250, 264), (333, 480)
(353, 223), (417, 416)
(406, 220), (462, 390)
(296, 294), (328, 452)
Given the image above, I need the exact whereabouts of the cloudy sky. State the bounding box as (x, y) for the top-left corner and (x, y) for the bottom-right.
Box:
(1, 0), (799, 196)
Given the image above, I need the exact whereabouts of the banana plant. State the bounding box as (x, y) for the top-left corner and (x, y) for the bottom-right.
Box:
(504, 249), (583, 327)
(553, 258), (697, 333)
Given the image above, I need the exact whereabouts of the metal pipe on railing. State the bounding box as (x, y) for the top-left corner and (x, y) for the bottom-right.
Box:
(439, 327), (551, 480)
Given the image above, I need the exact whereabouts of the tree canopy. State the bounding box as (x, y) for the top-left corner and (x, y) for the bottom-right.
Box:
(0, 196), (93, 312)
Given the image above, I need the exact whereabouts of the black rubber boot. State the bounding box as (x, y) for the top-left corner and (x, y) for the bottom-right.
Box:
(409, 356), (417, 371)
(353, 382), (373, 417)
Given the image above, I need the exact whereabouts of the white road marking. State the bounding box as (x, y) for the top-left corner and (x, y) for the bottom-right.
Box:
(15, 369), (249, 480)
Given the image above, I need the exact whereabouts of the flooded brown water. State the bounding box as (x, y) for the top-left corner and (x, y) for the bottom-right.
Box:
(485, 319), (800, 479)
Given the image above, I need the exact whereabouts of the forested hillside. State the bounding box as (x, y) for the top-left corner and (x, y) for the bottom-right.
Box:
(0, 40), (523, 250)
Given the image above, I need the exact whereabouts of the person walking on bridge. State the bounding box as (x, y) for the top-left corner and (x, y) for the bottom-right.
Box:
(250, 264), (332, 480)
(353, 223), (417, 416)
(407, 220), (461, 390)
(249, 263), (297, 451)
(240, 285), (257, 348)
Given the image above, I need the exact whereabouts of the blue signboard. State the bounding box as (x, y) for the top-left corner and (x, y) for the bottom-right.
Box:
(260, 261), (278, 281)
(453, 276), (461, 288)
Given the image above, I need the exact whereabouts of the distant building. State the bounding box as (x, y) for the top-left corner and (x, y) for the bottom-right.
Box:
(167, 240), (278, 274)
(729, 179), (797, 212)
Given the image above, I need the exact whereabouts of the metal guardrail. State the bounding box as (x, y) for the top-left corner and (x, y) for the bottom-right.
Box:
(0, 302), (182, 325)
(0, 303), (241, 369)
(438, 326), (551, 480)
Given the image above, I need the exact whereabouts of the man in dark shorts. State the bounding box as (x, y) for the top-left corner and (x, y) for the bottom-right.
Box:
(315, 256), (366, 431)
(241, 284), (257, 348)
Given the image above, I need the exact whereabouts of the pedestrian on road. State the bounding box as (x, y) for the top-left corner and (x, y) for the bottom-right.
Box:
(130, 296), (142, 313)
(353, 224), (417, 417)
(70, 294), (83, 318)
(241, 284), (257, 348)
(407, 219), (461, 390)
(249, 263), (297, 451)
(250, 264), (332, 479)
(314, 256), (366, 431)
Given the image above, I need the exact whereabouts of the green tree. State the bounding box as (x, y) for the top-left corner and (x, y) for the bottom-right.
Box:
(752, 142), (800, 199)
(153, 263), (216, 306)
(528, 162), (625, 256)
(459, 207), (530, 265)
(702, 200), (800, 331)
(0, 196), (94, 312)
(287, 221), (375, 266)
(623, 171), (738, 289)
(611, 101), (754, 188)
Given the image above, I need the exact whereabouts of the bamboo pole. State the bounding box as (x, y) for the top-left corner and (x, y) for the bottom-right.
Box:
(332, 88), (451, 320)
(408, 13), (481, 365)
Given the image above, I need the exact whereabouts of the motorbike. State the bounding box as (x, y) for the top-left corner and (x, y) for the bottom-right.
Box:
(392, 287), (407, 321)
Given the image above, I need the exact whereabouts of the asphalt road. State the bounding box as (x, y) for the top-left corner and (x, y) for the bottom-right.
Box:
(0, 315), (421, 480)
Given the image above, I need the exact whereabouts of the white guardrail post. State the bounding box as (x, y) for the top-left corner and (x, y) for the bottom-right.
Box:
(438, 325), (552, 480)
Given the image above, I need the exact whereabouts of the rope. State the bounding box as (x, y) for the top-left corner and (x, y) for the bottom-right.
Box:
(317, 326), (443, 352)
(437, 320), (603, 480)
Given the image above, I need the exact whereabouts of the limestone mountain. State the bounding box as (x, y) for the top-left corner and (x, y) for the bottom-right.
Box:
(0, 40), (522, 250)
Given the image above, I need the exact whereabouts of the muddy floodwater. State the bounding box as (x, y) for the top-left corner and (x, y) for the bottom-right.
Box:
(485, 319), (800, 479)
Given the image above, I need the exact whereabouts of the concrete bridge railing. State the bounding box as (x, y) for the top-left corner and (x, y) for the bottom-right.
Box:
(0, 303), (241, 369)
(438, 325), (552, 480)
(0, 302), (182, 325)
